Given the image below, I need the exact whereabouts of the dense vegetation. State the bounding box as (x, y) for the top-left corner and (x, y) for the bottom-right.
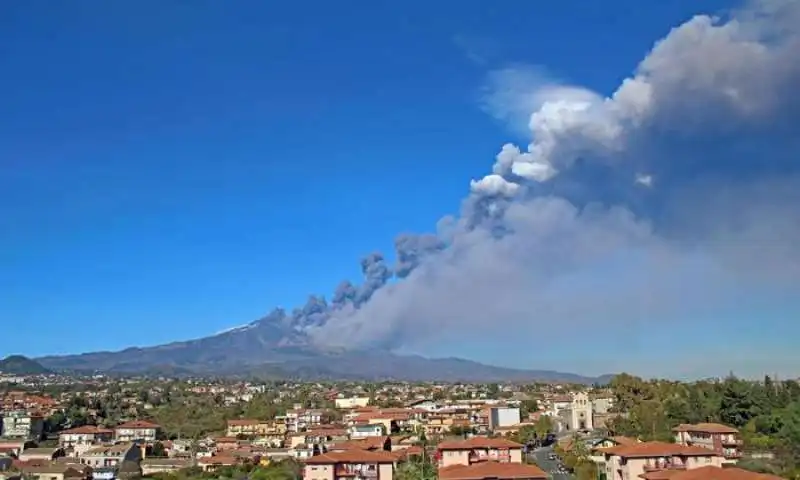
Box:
(606, 373), (800, 478)
(149, 459), (302, 480)
(47, 382), (341, 439)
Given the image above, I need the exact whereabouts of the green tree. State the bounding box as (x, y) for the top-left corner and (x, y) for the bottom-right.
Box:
(534, 415), (554, 441)
(395, 456), (436, 480)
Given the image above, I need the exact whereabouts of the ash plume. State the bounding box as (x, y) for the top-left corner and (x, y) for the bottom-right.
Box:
(252, 0), (800, 374)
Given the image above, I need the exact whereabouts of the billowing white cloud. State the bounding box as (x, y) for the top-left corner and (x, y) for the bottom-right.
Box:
(307, 0), (800, 377)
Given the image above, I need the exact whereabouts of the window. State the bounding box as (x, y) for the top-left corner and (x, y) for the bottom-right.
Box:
(704, 457), (712, 464)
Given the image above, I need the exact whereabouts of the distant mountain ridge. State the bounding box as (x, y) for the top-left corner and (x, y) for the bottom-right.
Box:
(0, 355), (52, 375)
(35, 314), (612, 383)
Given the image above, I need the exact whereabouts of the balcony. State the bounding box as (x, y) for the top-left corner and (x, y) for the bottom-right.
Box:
(468, 452), (511, 464)
(721, 438), (743, 446)
(335, 465), (379, 477)
(643, 463), (687, 472)
(724, 452), (743, 459)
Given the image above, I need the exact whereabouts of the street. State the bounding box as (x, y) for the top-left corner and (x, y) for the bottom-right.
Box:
(529, 444), (573, 480)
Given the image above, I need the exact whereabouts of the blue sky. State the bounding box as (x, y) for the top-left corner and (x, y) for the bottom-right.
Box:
(7, 0), (796, 377)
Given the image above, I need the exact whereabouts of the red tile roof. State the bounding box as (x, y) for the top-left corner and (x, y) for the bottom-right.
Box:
(328, 436), (390, 451)
(672, 424), (739, 434)
(304, 450), (397, 464)
(639, 466), (782, 480)
(439, 462), (547, 480)
(438, 437), (523, 451)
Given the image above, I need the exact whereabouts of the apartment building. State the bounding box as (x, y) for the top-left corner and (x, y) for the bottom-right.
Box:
(225, 419), (284, 438)
(639, 465), (783, 480)
(599, 440), (725, 480)
(438, 462), (547, 480)
(335, 397), (370, 409)
(58, 425), (114, 450)
(286, 408), (323, 433)
(437, 437), (524, 468)
(0, 411), (44, 439)
(589, 437), (640, 463)
(78, 442), (142, 469)
(303, 450), (397, 480)
(114, 420), (160, 443)
(348, 424), (385, 438)
(437, 436), (546, 480)
(488, 407), (521, 431)
(673, 423), (742, 463)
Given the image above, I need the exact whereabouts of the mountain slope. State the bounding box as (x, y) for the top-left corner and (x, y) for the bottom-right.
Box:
(0, 355), (52, 375)
(34, 315), (608, 383)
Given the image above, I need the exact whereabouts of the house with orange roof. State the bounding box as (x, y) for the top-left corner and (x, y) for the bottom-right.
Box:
(212, 437), (241, 451)
(303, 450), (397, 480)
(438, 461), (547, 480)
(327, 436), (391, 453)
(589, 437), (641, 463)
(58, 426), (114, 450)
(672, 424), (742, 463)
(197, 454), (243, 472)
(638, 465), (782, 480)
(437, 437), (524, 468)
(598, 441), (726, 480)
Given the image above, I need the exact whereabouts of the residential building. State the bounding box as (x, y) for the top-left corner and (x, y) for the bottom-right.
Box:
(15, 463), (90, 480)
(78, 442), (142, 469)
(489, 407), (521, 431)
(335, 397), (371, 409)
(406, 399), (440, 412)
(436, 435), (543, 480)
(114, 420), (160, 443)
(599, 441), (725, 480)
(140, 458), (191, 476)
(303, 450), (397, 480)
(349, 424), (385, 439)
(589, 437), (640, 464)
(0, 440), (27, 456)
(438, 462), (547, 480)
(197, 454), (245, 472)
(58, 426), (114, 450)
(437, 437), (524, 468)
(1, 412), (44, 439)
(226, 419), (283, 437)
(213, 437), (240, 451)
(639, 465), (783, 480)
(591, 395), (615, 414)
(18, 447), (65, 462)
(673, 423), (742, 463)
(328, 436), (391, 453)
(286, 409), (323, 433)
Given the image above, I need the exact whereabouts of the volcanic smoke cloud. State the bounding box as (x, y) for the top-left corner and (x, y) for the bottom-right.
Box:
(259, 0), (800, 355)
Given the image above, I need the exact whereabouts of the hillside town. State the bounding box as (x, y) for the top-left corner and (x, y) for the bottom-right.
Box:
(0, 367), (797, 480)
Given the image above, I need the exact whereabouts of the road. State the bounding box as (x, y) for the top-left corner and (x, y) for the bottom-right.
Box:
(529, 444), (573, 480)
